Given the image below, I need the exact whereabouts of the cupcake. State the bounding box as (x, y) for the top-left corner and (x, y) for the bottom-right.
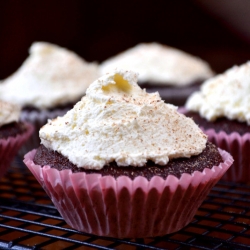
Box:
(183, 61), (250, 182)
(24, 69), (233, 238)
(99, 43), (214, 106)
(0, 42), (100, 154)
(0, 100), (33, 179)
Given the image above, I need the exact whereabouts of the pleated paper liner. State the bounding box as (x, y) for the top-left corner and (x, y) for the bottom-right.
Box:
(0, 122), (33, 179)
(24, 148), (233, 238)
(205, 130), (250, 182)
(178, 107), (250, 182)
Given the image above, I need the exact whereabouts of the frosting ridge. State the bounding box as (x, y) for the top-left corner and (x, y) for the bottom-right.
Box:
(186, 61), (250, 124)
(40, 69), (207, 169)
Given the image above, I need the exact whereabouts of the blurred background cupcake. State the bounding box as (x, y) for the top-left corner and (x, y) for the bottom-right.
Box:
(2, 1), (250, 108)
(0, 41), (100, 154)
(0, 100), (33, 178)
(99, 43), (214, 106)
(183, 61), (250, 182)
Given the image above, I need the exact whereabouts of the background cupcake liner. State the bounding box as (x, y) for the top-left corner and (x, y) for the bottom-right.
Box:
(24, 148), (233, 238)
(19, 108), (70, 156)
(0, 122), (33, 179)
(205, 130), (250, 182)
(178, 107), (250, 183)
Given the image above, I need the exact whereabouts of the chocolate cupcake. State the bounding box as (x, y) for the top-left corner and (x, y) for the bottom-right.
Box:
(24, 69), (232, 238)
(99, 43), (214, 106)
(0, 100), (33, 179)
(0, 42), (100, 154)
(183, 61), (250, 182)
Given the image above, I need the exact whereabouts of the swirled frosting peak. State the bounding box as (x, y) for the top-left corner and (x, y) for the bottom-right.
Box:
(40, 69), (207, 170)
(0, 42), (100, 109)
(0, 101), (21, 127)
(186, 61), (250, 124)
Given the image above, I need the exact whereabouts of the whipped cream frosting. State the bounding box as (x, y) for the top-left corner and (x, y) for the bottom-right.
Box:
(40, 69), (207, 170)
(99, 43), (214, 86)
(0, 42), (100, 109)
(186, 61), (250, 124)
(0, 101), (21, 127)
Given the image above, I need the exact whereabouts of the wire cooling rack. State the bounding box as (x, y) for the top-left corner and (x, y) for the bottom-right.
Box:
(0, 158), (250, 250)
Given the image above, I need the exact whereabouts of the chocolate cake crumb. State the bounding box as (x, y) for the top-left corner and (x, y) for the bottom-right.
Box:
(0, 122), (27, 139)
(34, 142), (223, 180)
(185, 111), (250, 135)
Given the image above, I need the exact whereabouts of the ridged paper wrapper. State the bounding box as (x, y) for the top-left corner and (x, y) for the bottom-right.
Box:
(179, 107), (250, 182)
(24, 148), (232, 238)
(0, 122), (33, 179)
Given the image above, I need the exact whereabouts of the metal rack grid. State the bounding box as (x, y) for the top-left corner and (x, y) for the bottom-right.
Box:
(0, 159), (250, 250)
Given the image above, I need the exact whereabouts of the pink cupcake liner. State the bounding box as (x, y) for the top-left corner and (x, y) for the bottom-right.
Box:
(19, 108), (70, 155)
(205, 130), (250, 182)
(24, 148), (233, 238)
(179, 107), (250, 182)
(0, 122), (33, 179)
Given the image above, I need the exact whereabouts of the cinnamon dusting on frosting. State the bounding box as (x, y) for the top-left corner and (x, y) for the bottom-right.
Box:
(40, 69), (207, 170)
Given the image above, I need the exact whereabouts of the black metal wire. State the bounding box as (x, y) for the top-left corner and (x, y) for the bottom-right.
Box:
(1, 162), (250, 250)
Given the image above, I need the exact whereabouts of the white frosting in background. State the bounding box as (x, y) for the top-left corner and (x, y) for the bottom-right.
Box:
(0, 101), (21, 127)
(0, 42), (100, 109)
(99, 43), (214, 86)
(40, 69), (207, 170)
(186, 61), (250, 124)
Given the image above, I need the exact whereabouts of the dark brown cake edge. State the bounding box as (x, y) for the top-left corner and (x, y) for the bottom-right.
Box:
(34, 142), (223, 180)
